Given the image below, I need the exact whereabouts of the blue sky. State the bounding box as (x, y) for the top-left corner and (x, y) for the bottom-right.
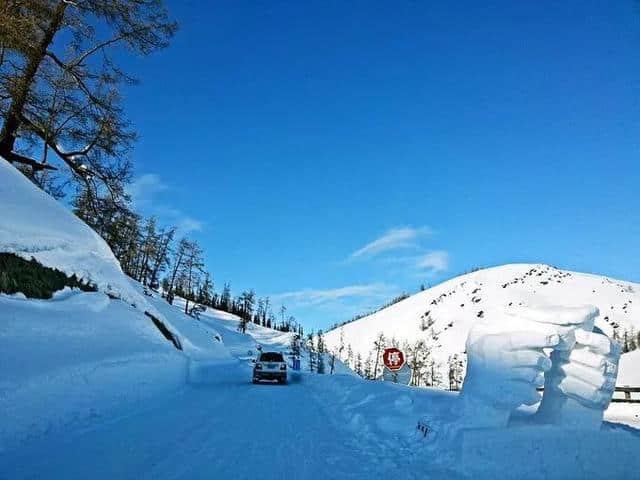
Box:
(122, 1), (640, 330)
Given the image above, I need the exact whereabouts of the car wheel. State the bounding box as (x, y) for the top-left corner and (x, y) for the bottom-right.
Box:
(252, 378), (259, 384)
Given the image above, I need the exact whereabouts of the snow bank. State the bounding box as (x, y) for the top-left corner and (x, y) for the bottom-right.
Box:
(0, 290), (185, 450)
(0, 160), (145, 308)
(0, 286), (235, 450)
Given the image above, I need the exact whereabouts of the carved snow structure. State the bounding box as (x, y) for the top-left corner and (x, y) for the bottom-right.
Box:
(426, 305), (634, 479)
(460, 304), (620, 429)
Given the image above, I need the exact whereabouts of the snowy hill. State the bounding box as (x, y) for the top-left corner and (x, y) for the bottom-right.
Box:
(0, 160), (150, 309)
(324, 264), (640, 385)
(0, 162), (232, 448)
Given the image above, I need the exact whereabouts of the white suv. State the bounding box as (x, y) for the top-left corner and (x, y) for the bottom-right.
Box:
(252, 351), (287, 384)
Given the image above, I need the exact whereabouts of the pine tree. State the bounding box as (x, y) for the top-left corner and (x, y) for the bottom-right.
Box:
(372, 332), (386, 379)
(179, 240), (204, 315)
(407, 340), (430, 386)
(166, 238), (189, 304)
(262, 297), (271, 325)
(347, 344), (354, 369)
(428, 359), (443, 387)
(447, 354), (464, 390)
(148, 227), (175, 289)
(629, 327), (637, 351)
(316, 330), (325, 374)
(622, 330), (630, 353)
(306, 332), (316, 372)
(256, 298), (265, 325)
(355, 353), (363, 377)
(220, 283), (232, 312)
(198, 272), (213, 306)
(363, 352), (373, 380)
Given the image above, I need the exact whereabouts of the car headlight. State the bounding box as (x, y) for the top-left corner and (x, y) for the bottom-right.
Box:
(255, 363), (262, 370)
(280, 364), (286, 370)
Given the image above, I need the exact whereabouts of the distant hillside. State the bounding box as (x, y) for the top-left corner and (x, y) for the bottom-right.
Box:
(324, 264), (640, 387)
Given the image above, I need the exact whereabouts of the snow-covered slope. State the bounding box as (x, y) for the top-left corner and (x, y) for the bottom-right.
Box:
(0, 162), (236, 449)
(0, 160), (146, 307)
(325, 264), (640, 384)
(0, 283), (236, 450)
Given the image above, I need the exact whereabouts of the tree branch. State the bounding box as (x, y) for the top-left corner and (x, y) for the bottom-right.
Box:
(70, 35), (127, 67)
(45, 50), (110, 109)
(1, 150), (57, 172)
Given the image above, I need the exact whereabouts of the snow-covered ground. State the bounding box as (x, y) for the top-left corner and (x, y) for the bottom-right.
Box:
(0, 283), (234, 451)
(3, 295), (639, 479)
(2, 162), (639, 478)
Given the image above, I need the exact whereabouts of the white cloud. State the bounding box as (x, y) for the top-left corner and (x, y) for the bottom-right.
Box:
(126, 173), (204, 235)
(126, 173), (167, 207)
(350, 226), (431, 259)
(415, 250), (449, 274)
(271, 283), (392, 307)
(176, 217), (203, 234)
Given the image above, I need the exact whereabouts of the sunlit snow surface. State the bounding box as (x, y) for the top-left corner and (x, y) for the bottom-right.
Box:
(0, 161), (145, 307)
(324, 263), (640, 392)
(2, 290), (639, 479)
(1, 162), (639, 478)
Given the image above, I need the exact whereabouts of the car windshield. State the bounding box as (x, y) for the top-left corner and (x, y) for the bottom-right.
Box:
(259, 352), (284, 362)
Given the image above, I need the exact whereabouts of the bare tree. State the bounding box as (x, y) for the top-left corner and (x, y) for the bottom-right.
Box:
(166, 237), (188, 304)
(180, 241), (204, 314)
(372, 332), (386, 379)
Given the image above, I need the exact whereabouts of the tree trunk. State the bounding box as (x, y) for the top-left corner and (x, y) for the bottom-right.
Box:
(184, 262), (192, 315)
(166, 252), (184, 304)
(0, 2), (67, 160)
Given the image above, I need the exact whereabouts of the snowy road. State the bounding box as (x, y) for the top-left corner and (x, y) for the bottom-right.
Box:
(1, 362), (421, 480)
(1, 296), (431, 480)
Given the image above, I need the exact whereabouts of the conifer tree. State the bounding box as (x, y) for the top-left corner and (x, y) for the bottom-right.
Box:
(316, 330), (325, 374)
(1, 0), (176, 209)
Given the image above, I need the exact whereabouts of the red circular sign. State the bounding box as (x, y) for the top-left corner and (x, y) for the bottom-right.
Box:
(383, 348), (405, 371)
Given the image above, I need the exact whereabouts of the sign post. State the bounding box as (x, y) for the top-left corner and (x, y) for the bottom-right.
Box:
(382, 363), (412, 385)
(382, 348), (411, 384)
(382, 347), (405, 371)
